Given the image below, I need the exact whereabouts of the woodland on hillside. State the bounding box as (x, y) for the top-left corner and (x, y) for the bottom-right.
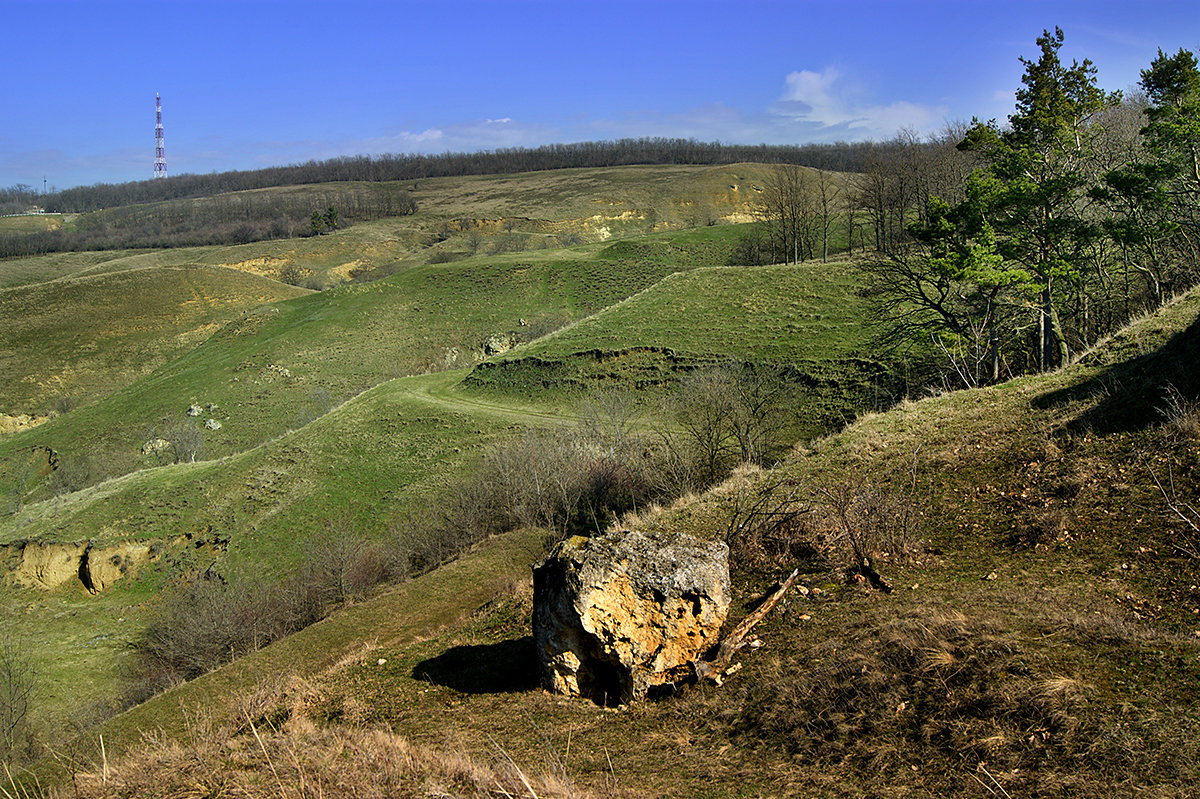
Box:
(744, 31), (1200, 389)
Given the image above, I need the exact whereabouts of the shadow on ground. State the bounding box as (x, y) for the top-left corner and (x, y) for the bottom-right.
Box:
(411, 635), (539, 694)
(1033, 311), (1200, 434)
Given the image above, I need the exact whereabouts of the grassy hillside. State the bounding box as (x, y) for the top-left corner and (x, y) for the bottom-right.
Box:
(1, 163), (903, 789)
(0, 368), (565, 738)
(0, 249), (158, 290)
(0, 265), (308, 414)
(0, 228), (851, 736)
(467, 259), (920, 439)
(0, 225), (749, 509)
(482, 260), (873, 365)
(0, 215), (65, 234)
(3, 163), (791, 276)
(0, 229), (882, 751)
(45, 287), (1200, 798)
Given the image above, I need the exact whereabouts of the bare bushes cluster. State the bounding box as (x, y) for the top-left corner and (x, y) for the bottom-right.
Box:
(125, 520), (394, 703)
(722, 467), (923, 575)
(663, 363), (796, 490)
(408, 415), (656, 563)
(140, 420), (206, 466)
(409, 367), (803, 564)
(47, 452), (103, 496)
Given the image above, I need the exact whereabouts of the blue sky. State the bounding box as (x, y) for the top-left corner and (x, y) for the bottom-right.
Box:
(3, 0), (1199, 189)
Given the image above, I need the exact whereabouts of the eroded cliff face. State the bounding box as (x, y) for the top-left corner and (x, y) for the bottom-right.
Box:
(10, 541), (88, 590)
(533, 530), (731, 705)
(5, 540), (153, 593)
(0, 413), (50, 435)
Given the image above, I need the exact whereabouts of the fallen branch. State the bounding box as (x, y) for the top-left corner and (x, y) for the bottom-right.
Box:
(695, 568), (799, 685)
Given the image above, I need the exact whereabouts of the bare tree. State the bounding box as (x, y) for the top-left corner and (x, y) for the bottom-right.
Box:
(167, 421), (206, 464)
(756, 164), (814, 263)
(0, 636), (35, 763)
(813, 169), (841, 262)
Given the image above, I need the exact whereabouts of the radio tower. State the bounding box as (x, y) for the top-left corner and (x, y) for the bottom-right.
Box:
(154, 93), (167, 179)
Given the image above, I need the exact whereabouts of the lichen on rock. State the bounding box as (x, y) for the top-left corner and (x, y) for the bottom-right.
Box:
(532, 529), (730, 705)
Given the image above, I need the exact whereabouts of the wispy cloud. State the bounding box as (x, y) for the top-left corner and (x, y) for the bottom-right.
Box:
(295, 117), (561, 161)
(771, 67), (948, 140)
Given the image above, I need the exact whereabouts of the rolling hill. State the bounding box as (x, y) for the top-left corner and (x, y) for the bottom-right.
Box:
(57, 281), (1200, 799)
(2, 160), (1196, 798)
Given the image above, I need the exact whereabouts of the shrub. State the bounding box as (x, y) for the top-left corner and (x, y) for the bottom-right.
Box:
(48, 452), (102, 496)
(0, 636), (35, 764)
(125, 520), (395, 702)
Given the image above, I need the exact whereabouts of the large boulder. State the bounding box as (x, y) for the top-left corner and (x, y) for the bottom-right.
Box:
(532, 529), (730, 705)
(483, 332), (515, 356)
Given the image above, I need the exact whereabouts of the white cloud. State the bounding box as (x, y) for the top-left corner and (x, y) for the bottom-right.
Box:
(772, 67), (948, 140)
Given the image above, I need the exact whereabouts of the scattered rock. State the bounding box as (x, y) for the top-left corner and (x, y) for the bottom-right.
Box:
(186, 404), (202, 417)
(141, 438), (171, 456)
(204, 419), (222, 430)
(533, 529), (731, 705)
(483, 333), (516, 356)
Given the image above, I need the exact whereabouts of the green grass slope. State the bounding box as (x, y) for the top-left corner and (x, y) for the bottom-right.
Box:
(0, 264), (308, 415)
(0, 227), (745, 510)
(466, 259), (915, 438)
(1, 368), (567, 740)
(0, 249), (158, 290)
(0, 221), (754, 742)
(492, 261), (871, 362)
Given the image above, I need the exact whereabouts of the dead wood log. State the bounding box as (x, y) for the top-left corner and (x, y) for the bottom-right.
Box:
(694, 568), (799, 685)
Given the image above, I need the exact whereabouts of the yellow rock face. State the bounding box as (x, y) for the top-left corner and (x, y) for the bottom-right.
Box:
(9, 540), (154, 592)
(533, 530), (730, 705)
(85, 544), (152, 592)
(13, 541), (88, 590)
(0, 413), (49, 435)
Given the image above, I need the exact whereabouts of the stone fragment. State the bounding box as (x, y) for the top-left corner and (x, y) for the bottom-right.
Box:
(532, 529), (731, 705)
(204, 419), (222, 430)
(186, 404), (202, 417)
(141, 438), (171, 456)
(483, 333), (515, 356)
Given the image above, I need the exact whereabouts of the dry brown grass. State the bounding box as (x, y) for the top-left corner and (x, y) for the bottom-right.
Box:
(724, 599), (1200, 797)
(66, 700), (601, 799)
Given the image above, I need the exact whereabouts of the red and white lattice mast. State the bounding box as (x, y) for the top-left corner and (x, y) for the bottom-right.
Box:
(154, 93), (167, 179)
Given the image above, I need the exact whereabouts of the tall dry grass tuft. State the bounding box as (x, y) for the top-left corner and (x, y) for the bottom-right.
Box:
(69, 714), (602, 799)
